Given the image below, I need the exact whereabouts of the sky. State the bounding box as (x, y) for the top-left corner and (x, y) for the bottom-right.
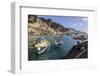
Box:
(38, 15), (88, 33)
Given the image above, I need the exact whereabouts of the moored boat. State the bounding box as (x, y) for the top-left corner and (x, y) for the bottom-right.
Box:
(33, 37), (50, 54)
(55, 35), (63, 48)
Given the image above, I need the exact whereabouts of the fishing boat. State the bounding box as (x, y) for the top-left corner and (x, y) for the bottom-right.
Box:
(55, 35), (63, 48)
(72, 34), (87, 40)
(33, 37), (50, 54)
(72, 33), (80, 39)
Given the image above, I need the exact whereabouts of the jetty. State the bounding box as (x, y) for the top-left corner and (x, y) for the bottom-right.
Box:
(61, 41), (88, 59)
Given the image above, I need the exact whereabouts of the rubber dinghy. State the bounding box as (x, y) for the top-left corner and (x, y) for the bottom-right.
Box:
(34, 37), (50, 54)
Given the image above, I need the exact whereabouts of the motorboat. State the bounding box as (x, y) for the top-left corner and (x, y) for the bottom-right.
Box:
(55, 35), (63, 48)
(72, 33), (87, 40)
(33, 37), (50, 54)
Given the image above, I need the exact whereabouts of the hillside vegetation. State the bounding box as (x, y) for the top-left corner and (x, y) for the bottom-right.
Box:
(28, 15), (82, 35)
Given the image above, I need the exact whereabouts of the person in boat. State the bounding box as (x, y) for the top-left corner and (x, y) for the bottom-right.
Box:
(77, 41), (80, 45)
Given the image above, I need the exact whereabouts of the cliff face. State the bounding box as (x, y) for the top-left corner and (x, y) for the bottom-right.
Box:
(28, 15), (85, 35)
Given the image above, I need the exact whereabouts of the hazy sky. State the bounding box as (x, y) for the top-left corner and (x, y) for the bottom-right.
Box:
(38, 15), (88, 33)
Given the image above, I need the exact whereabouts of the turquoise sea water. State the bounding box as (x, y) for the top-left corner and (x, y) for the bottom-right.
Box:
(28, 35), (81, 60)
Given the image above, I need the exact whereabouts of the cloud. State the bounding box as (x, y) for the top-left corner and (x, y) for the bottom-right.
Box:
(79, 23), (83, 26)
(72, 23), (79, 28)
(82, 18), (88, 22)
(69, 24), (80, 30)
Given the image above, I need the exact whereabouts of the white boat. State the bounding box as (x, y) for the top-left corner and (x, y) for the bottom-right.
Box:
(34, 37), (50, 54)
(55, 35), (63, 48)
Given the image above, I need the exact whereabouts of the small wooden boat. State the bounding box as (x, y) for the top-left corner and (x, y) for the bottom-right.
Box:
(34, 37), (50, 54)
(55, 35), (63, 48)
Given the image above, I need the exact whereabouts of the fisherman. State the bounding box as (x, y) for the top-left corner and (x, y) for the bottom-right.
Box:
(77, 41), (80, 45)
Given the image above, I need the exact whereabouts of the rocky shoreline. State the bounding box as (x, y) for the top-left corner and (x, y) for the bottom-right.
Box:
(61, 41), (88, 59)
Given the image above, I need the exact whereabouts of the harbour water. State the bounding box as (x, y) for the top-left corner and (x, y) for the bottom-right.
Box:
(28, 35), (82, 60)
